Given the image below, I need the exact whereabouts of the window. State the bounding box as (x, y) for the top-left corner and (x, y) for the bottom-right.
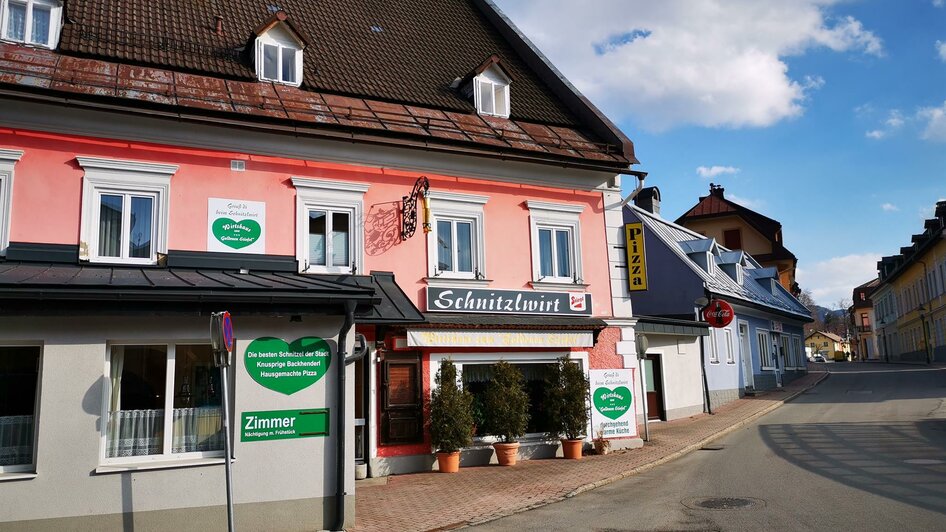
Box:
(426, 191), (487, 281)
(724, 329), (735, 364)
(0, 148), (22, 256)
(380, 353), (423, 444)
(757, 329), (773, 369)
(255, 25), (303, 86)
(473, 65), (511, 118)
(1, 0), (60, 48)
(77, 157), (175, 265)
(0, 345), (40, 473)
(104, 344), (224, 462)
(723, 228), (742, 249)
(860, 313), (869, 327)
(527, 201), (584, 286)
(793, 336), (803, 367)
(709, 329), (719, 364)
(780, 335), (791, 369)
(293, 177), (368, 274)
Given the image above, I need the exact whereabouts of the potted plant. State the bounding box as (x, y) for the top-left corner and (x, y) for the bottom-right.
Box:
(428, 359), (474, 473)
(551, 357), (590, 459)
(481, 361), (530, 466)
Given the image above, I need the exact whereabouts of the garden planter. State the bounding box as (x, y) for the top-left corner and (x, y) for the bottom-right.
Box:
(561, 438), (583, 460)
(436, 451), (461, 473)
(493, 442), (520, 466)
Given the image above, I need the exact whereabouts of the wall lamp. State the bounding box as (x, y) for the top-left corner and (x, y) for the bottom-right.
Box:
(402, 176), (430, 240)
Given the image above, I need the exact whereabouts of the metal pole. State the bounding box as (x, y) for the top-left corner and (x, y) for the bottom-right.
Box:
(638, 359), (649, 442)
(220, 362), (235, 532)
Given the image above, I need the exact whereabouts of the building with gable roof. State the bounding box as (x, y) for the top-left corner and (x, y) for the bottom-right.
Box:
(676, 184), (799, 296)
(0, 0), (646, 528)
(626, 194), (811, 411)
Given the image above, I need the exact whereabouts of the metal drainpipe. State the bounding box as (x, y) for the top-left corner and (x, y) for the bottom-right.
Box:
(332, 301), (356, 531)
(696, 306), (713, 415)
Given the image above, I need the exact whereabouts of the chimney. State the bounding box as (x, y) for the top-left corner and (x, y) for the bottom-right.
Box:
(936, 200), (946, 219)
(634, 186), (661, 215)
(214, 15), (225, 36)
(709, 183), (724, 198)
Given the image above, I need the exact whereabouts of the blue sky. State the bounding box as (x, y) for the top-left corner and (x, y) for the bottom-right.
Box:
(494, 0), (946, 306)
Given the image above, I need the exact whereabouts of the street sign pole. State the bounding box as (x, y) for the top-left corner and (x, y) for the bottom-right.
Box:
(211, 312), (236, 532)
(635, 333), (650, 442)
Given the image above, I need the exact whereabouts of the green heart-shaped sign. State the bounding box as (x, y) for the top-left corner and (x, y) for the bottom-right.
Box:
(212, 218), (261, 249)
(593, 386), (632, 420)
(245, 337), (332, 395)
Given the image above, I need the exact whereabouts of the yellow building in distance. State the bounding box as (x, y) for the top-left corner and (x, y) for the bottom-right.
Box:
(806, 331), (849, 361)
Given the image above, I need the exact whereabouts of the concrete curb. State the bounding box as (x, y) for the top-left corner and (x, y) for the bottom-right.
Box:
(459, 372), (830, 530)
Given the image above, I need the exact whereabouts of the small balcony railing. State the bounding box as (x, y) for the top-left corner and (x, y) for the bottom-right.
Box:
(856, 325), (871, 333)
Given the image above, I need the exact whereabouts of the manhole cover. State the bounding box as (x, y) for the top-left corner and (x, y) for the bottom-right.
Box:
(904, 459), (944, 465)
(683, 497), (764, 511)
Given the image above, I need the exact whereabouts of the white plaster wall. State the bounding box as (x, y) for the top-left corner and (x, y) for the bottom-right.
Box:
(0, 314), (353, 523)
(644, 335), (704, 419)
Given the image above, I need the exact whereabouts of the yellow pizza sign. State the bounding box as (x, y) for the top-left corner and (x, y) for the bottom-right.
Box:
(624, 223), (648, 291)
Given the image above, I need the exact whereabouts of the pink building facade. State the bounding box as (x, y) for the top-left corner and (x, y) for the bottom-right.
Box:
(0, 0), (645, 528)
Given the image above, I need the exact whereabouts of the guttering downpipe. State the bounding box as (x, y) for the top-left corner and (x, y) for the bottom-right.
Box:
(333, 301), (357, 531)
(618, 170), (648, 207)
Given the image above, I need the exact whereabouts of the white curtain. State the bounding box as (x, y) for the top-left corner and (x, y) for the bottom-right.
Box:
(106, 351), (124, 458)
(172, 407), (223, 453)
(0, 415), (33, 466)
(108, 409), (164, 457)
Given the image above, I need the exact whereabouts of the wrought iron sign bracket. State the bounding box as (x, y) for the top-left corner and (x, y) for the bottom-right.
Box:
(401, 176), (430, 241)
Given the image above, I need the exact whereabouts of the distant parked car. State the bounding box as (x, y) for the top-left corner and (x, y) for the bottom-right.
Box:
(811, 354), (827, 363)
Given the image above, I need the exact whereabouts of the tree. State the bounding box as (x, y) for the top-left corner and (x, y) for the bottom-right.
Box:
(429, 359), (474, 453)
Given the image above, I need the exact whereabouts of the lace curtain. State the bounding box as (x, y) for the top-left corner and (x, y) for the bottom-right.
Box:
(0, 415), (33, 466)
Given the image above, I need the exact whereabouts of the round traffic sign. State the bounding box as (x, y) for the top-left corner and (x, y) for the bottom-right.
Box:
(703, 299), (735, 328)
(222, 311), (234, 353)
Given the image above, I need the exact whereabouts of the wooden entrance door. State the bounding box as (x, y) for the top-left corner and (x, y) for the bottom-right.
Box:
(643, 354), (665, 421)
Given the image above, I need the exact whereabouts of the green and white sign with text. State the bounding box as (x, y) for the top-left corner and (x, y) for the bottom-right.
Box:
(245, 337), (332, 395)
(208, 197), (266, 254)
(241, 408), (329, 442)
(589, 369), (637, 438)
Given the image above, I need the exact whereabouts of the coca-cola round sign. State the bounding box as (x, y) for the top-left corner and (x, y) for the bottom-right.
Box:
(702, 299), (735, 328)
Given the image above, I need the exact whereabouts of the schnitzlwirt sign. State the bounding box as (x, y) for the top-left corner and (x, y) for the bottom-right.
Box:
(425, 287), (592, 317)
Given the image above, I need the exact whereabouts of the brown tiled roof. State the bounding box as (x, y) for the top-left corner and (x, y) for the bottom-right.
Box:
(58, 0), (579, 126)
(0, 43), (627, 168)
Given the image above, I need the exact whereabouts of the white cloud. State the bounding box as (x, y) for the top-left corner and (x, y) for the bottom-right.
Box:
(917, 101), (946, 142)
(865, 109), (904, 140)
(935, 0), (945, 8)
(881, 202), (899, 212)
(796, 253), (881, 306)
(494, 0), (883, 131)
(696, 165), (740, 179)
(725, 193), (766, 210)
(937, 40), (946, 62)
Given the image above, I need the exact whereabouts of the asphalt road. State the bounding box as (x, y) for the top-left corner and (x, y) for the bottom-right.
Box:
(470, 363), (946, 532)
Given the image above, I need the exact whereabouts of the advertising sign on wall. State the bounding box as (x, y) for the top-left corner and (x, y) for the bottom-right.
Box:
(407, 329), (594, 348)
(208, 197), (266, 254)
(241, 408), (329, 442)
(624, 223), (648, 291)
(426, 287), (592, 316)
(589, 369), (638, 439)
(244, 337), (332, 395)
(703, 299), (735, 328)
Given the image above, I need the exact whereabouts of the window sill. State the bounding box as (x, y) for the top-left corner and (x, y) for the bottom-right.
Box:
(529, 281), (589, 292)
(95, 457), (229, 474)
(0, 472), (37, 482)
(425, 277), (492, 288)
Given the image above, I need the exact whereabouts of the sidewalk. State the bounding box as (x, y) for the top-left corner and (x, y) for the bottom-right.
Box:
(352, 371), (828, 532)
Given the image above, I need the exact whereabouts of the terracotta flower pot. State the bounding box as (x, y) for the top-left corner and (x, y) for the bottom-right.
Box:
(436, 451), (461, 473)
(561, 438), (583, 460)
(493, 442), (520, 466)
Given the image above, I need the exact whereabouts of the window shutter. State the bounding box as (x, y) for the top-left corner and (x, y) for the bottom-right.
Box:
(381, 354), (423, 444)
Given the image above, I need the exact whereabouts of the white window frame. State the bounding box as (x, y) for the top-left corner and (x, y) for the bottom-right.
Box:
(0, 0), (62, 49)
(473, 65), (511, 118)
(708, 329), (720, 364)
(99, 341), (225, 467)
(0, 342), (41, 475)
(255, 26), (304, 87)
(793, 335), (803, 368)
(780, 334), (792, 370)
(724, 328), (735, 364)
(428, 350), (588, 442)
(527, 200), (584, 288)
(77, 156), (176, 265)
(426, 191), (487, 282)
(757, 329), (773, 370)
(0, 148), (23, 256)
(292, 177), (368, 275)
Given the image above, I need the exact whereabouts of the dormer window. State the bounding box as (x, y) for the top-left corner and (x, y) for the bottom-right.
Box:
(474, 65), (511, 118)
(1, 0), (61, 48)
(253, 11), (306, 87)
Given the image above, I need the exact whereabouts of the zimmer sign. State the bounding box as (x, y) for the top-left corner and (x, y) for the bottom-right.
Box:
(426, 287), (592, 316)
